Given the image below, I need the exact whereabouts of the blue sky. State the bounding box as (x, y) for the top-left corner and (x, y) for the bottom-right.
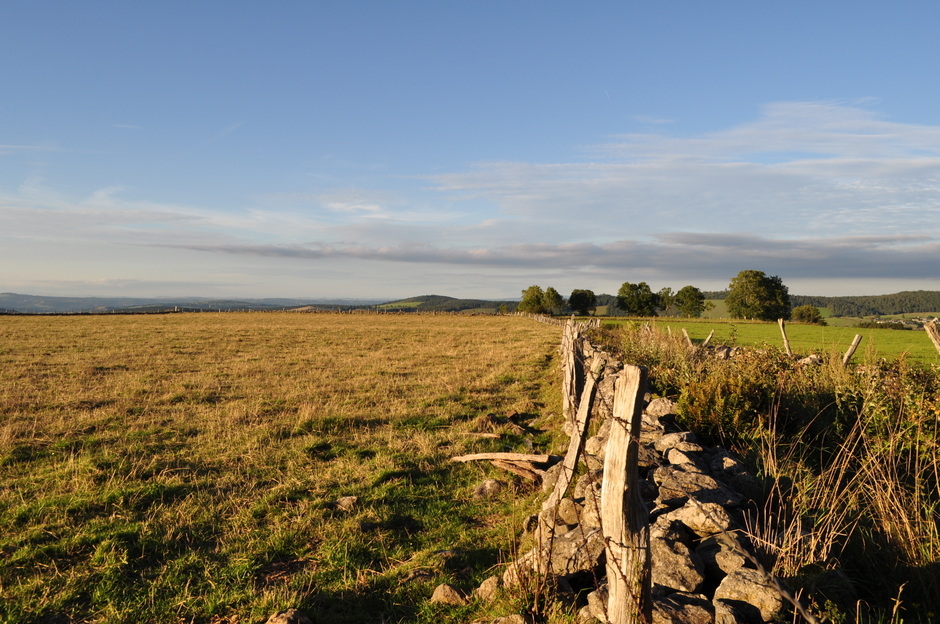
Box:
(2, 2), (939, 299)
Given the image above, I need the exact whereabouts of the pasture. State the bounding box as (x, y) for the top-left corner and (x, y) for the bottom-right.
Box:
(0, 314), (563, 624)
(602, 317), (940, 365)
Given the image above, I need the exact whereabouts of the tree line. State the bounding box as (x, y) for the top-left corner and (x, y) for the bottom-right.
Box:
(516, 270), (841, 323)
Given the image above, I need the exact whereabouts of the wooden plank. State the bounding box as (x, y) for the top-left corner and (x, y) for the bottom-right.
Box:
(926, 320), (940, 356)
(778, 318), (792, 357)
(491, 460), (543, 481)
(450, 452), (553, 463)
(601, 365), (652, 624)
(542, 353), (605, 512)
(842, 334), (863, 366)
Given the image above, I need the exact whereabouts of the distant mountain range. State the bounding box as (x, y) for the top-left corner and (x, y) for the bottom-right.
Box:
(0, 293), (386, 314)
(4, 290), (940, 316)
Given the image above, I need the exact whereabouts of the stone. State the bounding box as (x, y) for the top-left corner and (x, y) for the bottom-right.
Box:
(429, 582), (469, 606)
(472, 479), (505, 500)
(578, 604), (600, 623)
(654, 432), (703, 454)
(714, 567), (784, 622)
(332, 495), (358, 511)
(653, 465), (742, 508)
(264, 610), (312, 624)
(541, 462), (564, 494)
(546, 527), (607, 576)
(696, 535), (746, 582)
(653, 592), (713, 624)
(474, 575), (501, 602)
(556, 497), (582, 525)
(650, 519), (705, 594)
(660, 500), (734, 537)
(645, 397), (678, 418)
(713, 599), (746, 624)
(492, 615), (528, 624)
(665, 448), (707, 471)
(797, 354), (823, 366)
(586, 583), (608, 622)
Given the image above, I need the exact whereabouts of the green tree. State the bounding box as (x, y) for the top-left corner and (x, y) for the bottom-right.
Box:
(617, 281), (658, 316)
(542, 287), (565, 315)
(792, 304), (826, 325)
(657, 287), (675, 315)
(725, 270), (791, 321)
(518, 285), (546, 313)
(568, 289), (597, 316)
(674, 285), (706, 317)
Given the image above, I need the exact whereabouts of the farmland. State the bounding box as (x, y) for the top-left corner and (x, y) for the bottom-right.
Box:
(602, 316), (940, 365)
(0, 314), (563, 624)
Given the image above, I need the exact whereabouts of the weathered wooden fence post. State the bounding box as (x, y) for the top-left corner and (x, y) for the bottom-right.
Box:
(601, 365), (652, 624)
(842, 334), (863, 366)
(778, 318), (792, 357)
(926, 320), (940, 356)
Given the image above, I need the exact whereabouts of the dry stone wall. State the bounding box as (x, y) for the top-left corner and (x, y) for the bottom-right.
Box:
(471, 319), (787, 624)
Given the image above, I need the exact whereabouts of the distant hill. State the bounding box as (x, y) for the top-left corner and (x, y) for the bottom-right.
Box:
(702, 290), (940, 317)
(376, 294), (515, 313)
(0, 293), (385, 314)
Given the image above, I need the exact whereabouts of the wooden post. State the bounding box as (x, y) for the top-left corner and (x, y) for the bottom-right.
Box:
(681, 328), (693, 348)
(701, 329), (715, 348)
(562, 319), (578, 422)
(842, 334), (863, 366)
(926, 320), (940, 357)
(778, 318), (792, 357)
(601, 365), (651, 624)
(543, 354), (605, 512)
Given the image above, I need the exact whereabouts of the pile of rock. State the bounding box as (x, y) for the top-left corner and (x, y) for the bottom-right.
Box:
(467, 344), (786, 623)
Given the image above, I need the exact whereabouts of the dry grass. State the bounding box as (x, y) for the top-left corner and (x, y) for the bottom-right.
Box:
(0, 313), (563, 624)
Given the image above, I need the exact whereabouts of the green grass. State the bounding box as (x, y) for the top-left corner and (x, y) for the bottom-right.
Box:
(601, 317), (940, 365)
(0, 314), (565, 624)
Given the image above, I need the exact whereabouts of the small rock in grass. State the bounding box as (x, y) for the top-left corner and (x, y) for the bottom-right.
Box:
(333, 495), (358, 511)
(430, 582), (469, 606)
(264, 609), (312, 624)
(473, 478), (505, 499)
(474, 575), (501, 602)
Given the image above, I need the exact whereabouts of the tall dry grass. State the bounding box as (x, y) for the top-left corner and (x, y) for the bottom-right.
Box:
(600, 321), (940, 622)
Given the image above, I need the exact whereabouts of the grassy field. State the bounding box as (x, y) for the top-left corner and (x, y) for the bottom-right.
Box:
(601, 317), (940, 365)
(0, 314), (564, 624)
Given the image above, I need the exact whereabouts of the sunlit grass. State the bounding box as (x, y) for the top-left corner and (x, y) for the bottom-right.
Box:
(0, 313), (563, 624)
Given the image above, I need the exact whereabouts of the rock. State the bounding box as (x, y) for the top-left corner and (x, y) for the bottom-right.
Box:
(472, 479), (505, 499)
(429, 582), (469, 606)
(797, 354), (823, 366)
(714, 598), (746, 624)
(665, 448), (707, 471)
(696, 535), (746, 582)
(653, 592), (713, 624)
(546, 527), (607, 576)
(493, 615), (528, 624)
(578, 604), (600, 623)
(264, 610), (312, 624)
(645, 397), (678, 418)
(653, 465), (742, 508)
(714, 567), (784, 622)
(660, 501), (734, 537)
(586, 583), (608, 622)
(474, 575), (501, 602)
(650, 519), (705, 594)
(556, 497), (582, 525)
(654, 432), (703, 454)
(332, 495), (358, 511)
(541, 462), (564, 494)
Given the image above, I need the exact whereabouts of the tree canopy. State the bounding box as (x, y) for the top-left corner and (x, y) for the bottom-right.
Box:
(569, 289), (597, 316)
(617, 282), (658, 316)
(725, 270), (791, 321)
(518, 285), (565, 315)
(792, 304), (826, 325)
(674, 285), (707, 317)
